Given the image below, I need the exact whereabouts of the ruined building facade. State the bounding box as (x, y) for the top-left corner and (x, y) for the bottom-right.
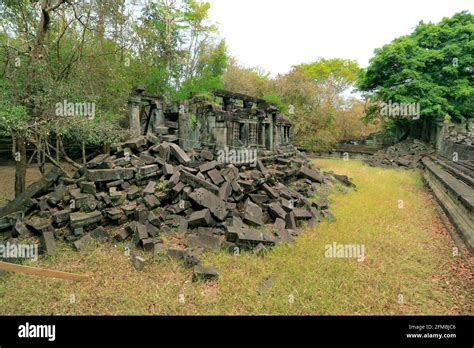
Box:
(128, 88), (294, 154)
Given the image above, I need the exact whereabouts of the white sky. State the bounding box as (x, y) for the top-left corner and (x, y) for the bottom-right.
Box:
(207, 0), (474, 76)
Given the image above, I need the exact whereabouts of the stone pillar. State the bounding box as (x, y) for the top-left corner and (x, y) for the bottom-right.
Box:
(268, 123), (273, 150)
(260, 124), (265, 147)
(128, 95), (141, 137)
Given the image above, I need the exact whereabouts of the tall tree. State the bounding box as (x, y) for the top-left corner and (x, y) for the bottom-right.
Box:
(137, 0), (227, 97)
(357, 11), (473, 137)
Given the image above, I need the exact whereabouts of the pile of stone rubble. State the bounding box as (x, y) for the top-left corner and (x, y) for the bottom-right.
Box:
(0, 135), (354, 281)
(366, 139), (435, 169)
(445, 129), (474, 146)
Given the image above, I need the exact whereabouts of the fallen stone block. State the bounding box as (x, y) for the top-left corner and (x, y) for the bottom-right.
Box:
(167, 248), (187, 260)
(207, 169), (224, 185)
(94, 192), (111, 207)
(163, 163), (175, 176)
(0, 214), (17, 232)
(185, 233), (222, 251)
(70, 211), (103, 229)
(199, 160), (217, 173)
(52, 209), (71, 228)
(268, 202), (286, 220)
(200, 149), (214, 161)
(46, 185), (66, 207)
(132, 255), (146, 271)
(12, 221), (29, 237)
(145, 221), (160, 237)
(226, 227), (276, 246)
(133, 205), (148, 224)
(90, 226), (109, 242)
(150, 142), (171, 161)
(221, 168), (236, 183)
(281, 198), (294, 212)
(106, 180), (124, 188)
(167, 171), (181, 188)
(180, 170), (219, 194)
(262, 183), (279, 199)
(86, 168), (134, 182)
(124, 136), (147, 151)
(147, 211), (161, 227)
(127, 188), (140, 200)
(189, 188), (228, 221)
(162, 134), (178, 142)
(256, 160), (269, 175)
(73, 234), (94, 251)
(243, 200), (264, 226)
(298, 166), (323, 183)
(249, 193), (269, 204)
(188, 209), (214, 228)
(79, 181), (96, 195)
(143, 195), (160, 210)
(285, 212), (297, 230)
(114, 227), (132, 242)
(86, 153), (109, 168)
(141, 238), (156, 251)
(293, 208), (313, 220)
(137, 164), (159, 177)
(134, 223), (149, 241)
(26, 218), (54, 234)
(41, 231), (55, 255)
(139, 153), (158, 165)
(183, 251), (201, 267)
(169, 143), (191, 164)
(72, 227), (84, 236)
(192, 265), (218, 282)
(333, 174), (355, 187)
(218, 182), (232, 201)
(104, 208), (123, 221)
(38, 198), (50, 211)
(146, 132), (161, 145)
(274, 218), (292, 242)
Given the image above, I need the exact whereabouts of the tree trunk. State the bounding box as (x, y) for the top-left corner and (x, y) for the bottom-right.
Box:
(37, 135), (45, 174)
(14, 135), (27, 197)
(82, 142), (86, 165)
(56, 136), (60, 162)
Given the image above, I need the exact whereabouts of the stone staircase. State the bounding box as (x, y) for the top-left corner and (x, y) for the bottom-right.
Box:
(422, 156), (474, 253)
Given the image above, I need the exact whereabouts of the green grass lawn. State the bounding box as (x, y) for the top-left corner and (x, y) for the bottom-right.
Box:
(0, 159), (472, 315)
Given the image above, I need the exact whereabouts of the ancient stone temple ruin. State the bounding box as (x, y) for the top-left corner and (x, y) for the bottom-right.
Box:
(128, 87), (294, 154)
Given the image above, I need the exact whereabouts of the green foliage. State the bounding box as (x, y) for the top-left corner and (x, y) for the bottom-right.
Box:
(295, 58), (362, 94)
(175, 40), (228, 99)
(0, 79), (30, 135)
(0, 100), (30, 136)
(139, 0), (228, 98)
(358, 11), (474, 128)
(262, 92), (287, 113)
